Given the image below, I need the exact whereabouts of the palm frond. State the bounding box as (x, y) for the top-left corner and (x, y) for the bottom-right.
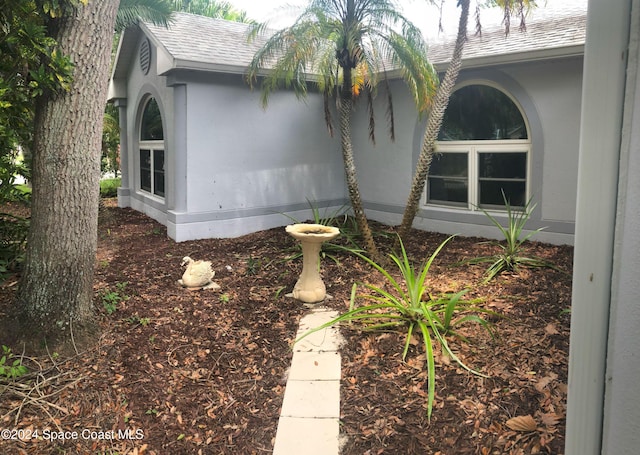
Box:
(246, 0), (438, 135)
(117, 0), (174, 31)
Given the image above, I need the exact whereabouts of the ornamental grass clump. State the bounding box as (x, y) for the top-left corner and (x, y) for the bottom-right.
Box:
(296, 236), (497, 420)
(466, 192), (556, 283)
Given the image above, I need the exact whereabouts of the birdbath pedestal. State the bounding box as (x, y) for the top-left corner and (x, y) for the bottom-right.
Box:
(285, 223), (340, 303)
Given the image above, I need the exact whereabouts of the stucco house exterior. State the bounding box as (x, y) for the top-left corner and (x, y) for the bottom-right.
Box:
(107, 1), (640, 453)
(108, 3), (586, 245)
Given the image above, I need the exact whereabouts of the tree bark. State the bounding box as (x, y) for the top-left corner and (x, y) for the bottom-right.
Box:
(397, 0), (470, 241)
(17, 0), (121, 340)
(339, 68), (381, 263)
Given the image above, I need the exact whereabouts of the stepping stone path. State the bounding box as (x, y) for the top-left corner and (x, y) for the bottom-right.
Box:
(272, 307), (342, 455)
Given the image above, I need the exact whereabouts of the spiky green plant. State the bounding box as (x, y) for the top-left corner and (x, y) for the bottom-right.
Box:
(296, 236), (497, 420)
(466, 192), (555, 282)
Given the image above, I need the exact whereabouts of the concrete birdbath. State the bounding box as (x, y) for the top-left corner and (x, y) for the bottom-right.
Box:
(285, 223), (340, 303)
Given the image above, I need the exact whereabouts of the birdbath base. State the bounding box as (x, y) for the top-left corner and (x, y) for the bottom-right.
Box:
(285, 223), (340, 303)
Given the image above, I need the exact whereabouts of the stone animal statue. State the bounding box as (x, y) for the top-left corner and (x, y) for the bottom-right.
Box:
(179, 256), (215, 288)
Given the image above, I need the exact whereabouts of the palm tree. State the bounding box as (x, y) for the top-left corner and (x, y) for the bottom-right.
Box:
(397, 0), (536, 241)
(247, 0), (438, 261)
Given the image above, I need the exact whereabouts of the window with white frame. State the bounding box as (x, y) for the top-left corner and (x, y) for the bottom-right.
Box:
(139, 97), (165, 198)
(428, 84), (530, 209)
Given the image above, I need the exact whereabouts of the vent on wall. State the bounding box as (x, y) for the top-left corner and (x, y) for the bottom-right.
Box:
(139, 38), (151, 75)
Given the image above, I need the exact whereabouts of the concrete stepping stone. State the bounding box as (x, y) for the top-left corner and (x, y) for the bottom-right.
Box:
(272, 307), (342, 455)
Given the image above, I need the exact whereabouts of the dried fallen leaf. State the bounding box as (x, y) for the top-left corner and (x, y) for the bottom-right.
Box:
(506, 414), (537, 432)
(540, 412), (560, 427)
(535, 373), (557, 392)
(545, 323), (559, 335)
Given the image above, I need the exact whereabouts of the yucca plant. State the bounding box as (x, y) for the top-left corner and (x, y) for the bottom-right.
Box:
(296, 236), (496, 420)
(465, 192), (555, 283)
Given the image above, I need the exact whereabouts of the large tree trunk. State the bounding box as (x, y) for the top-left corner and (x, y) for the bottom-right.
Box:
(338, 68), (381, 262)
(397, 0), (470, 241)
(17, 0), (120, 341)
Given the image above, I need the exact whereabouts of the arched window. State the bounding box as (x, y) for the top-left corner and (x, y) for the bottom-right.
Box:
(428, 84), (530, 209)
(139, 97), (165, 198)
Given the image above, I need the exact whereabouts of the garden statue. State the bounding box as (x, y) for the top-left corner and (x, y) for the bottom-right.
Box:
(179, 256), (220, 290)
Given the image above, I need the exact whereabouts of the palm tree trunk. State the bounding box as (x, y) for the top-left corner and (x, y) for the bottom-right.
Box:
(338, 78), (380, 262)
(17, 0), (120, 342)
(398, 0), (471, 241)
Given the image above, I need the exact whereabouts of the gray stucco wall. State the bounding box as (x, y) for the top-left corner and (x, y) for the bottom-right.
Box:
(117, 35), (346, 241)
(167, 72), (346, 240)
(118, 35), (176, 227)
(352, 57), (583, 245)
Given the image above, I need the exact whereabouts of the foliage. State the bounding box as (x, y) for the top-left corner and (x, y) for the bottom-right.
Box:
(0, 213), (29, 280)
(247, 0), (437, 120)
(100, 178), (121, 198)
(0, 345), (28, 380)
(102, 104), (120, 177)
(0, 1), (74, 206)
(464, 192), (554, 282)
(297, 236), (496, 419)
(117, 0), (174, 31)
(101, 282), (129, 315)
(172, 0), (254, 22)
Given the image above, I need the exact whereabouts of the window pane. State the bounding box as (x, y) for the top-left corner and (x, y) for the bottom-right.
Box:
(428, 177), (468, 205)
(153, 149), (165, 197)
(479, 153), (527, 179)
(431, 152), (468, 177)
(153, 149), (164, 173)
(439, 85), (527, 141)
(479, 180), (526, 207)
(428, 152), (468, 205)
(141, 97), (163, 140)
(154, 172), (165, 197)
(140, 149), (151, 192)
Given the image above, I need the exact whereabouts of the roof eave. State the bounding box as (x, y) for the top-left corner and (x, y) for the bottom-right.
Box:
(159, 59), (249, 76)
(432, 44), (585, 72)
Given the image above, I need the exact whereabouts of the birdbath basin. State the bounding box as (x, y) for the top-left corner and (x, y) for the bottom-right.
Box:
(285, 223), (340, 303)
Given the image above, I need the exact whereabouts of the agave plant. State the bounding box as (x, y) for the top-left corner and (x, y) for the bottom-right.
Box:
(296, 235), (497, 420)
(466, 192), (556, 283)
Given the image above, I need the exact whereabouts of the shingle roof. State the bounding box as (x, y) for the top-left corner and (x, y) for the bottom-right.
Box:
(113, 3), (587, 80)
(427, 3), (587, 68)
(142, 12), (268, 73)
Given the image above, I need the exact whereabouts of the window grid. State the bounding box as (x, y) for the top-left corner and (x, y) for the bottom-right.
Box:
(427, 142), (530, 210)
(139, 143), (164, 198)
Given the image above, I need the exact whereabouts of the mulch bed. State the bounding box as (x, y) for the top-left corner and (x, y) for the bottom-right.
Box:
(0, 199), (572, 454)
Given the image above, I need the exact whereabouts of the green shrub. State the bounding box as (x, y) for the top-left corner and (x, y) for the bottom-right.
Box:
(100, 281), (129, 315)
(297, 236), (496, 420)
(99, 178), (121, 198)
(0, 212), (29, 280)
(0, 345), (28, 380)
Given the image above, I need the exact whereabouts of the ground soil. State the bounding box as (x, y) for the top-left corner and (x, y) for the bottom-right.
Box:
(0, 200), (572, 454)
